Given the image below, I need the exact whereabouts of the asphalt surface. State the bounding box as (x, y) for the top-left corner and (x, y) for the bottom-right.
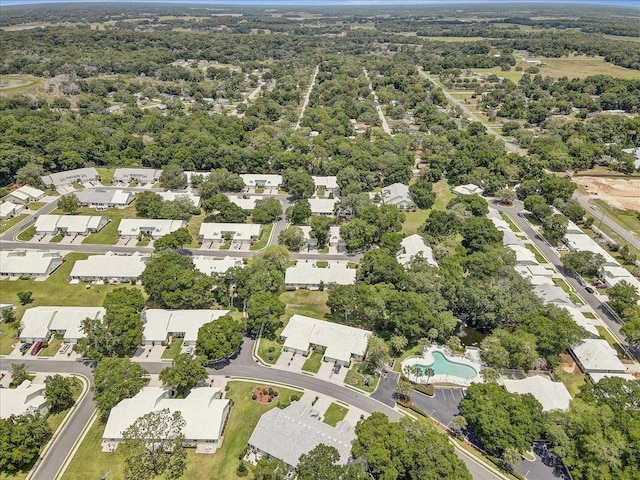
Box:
(370, 370), (400, 407)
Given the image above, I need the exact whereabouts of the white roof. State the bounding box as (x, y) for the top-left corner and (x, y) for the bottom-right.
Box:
(103, 387), (229, 442)
(239, 174), (281, 188)
(572, 339), (627, 373)
(42, 168), (99, 187)
(397, 234), (438, 267)
(193, 256), (243, 275)
(489, 216), (511, 232)
(381, 183), (414, 207)
(453, 184), (484, 196)
(564, 233), (617, 265)
(118, 219), (186, 238)
(502, 231), (523, 247)
(285, 262), (356, 288)
(0, 380), (47, 418)
(198, 223), (262, 241)
(503, 376), (572, 412)
(225, 195), (263, 210)
(281, 314), (371, 364)
(142, 309), (229, 345)
(588, 372), (636, 383)
(599, 265), (640, 292)
(20, 306), (105, 342)
(0, 202), (19, 217)
(74, 189), (133, 206)
(0, 251), (64, 276)
(555, 304), (599, 337)
(248, 401), (355, 468)
(3, 185), (45, 203)
(311, 176), (339, 190)
(514, 265), (555, 285)
(70, 253), (149, 279)
(35, 215), (108, 234)
(533, 284), (572, 306)
(507, 244), (538, 265)
(112, 168), (161, 183)
(157, 191), (201, 208)
(308, 197), (338, 215)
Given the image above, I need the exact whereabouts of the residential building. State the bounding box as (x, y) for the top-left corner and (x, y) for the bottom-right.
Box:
(0, 201), (24, 220)
(599, 264), (640, 293)
(113, 168), (161, 186)
(19, 306), (105, 343)
(308, 197), (338, 216)
(0, 380), (48, 418)
(141, 309), (230, 346)
(381, 183), (415, 209)
(514, 264), (555, 286)
(0, 251), (64, 278)
(35, 215), (109, 236)
(2, 185), (45, 205)
(397, 234), (438, 268)
(503, 376), (572, 412)
(533, 283), (573, 306)
(157, 191), (201, 208)
(239, 174), (280, 190)
(571, 339), (629, 380)
(102, 387), (230, 452)
(507, 244), (539, 265)
(225, 194), (264, 211)
(248, 401), (355, 468)
(557, 304), (599, 337)
(311, 176), (340, 195)
(41, 168), (99, 188)
(452, 184), (484, 196)
(192, 256), (243, 276)
(621, 147), (640, 170)
(70, 252), (149, 283)
(280, 314), (372, 366)
(74, 189), (134, 208)
(118, 219), (186, 239)
(285, 261), (356, 290)
(199, 223), (262, 244)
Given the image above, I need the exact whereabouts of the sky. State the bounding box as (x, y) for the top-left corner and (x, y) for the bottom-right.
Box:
(3, 0), (639, 5)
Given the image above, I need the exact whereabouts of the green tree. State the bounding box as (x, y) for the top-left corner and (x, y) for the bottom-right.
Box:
(542, 213), (568, 244)
(196, 316), (243, 362)
(202, 194), (247, 223)
(93, 358), (147, 419)
(120, 409), (186, 480)
(57, 193), (79, 214)
(159, 354), (207, 398)
(44, 374), (76, 412)
(246, 292), (285, 339)
(364, 336), (390, 372)
(396, 379), (413, 403)
(562, 251), (606, 277)
(10, 363), (29, 387)
(357, 249), (406, 287)
(409, 179), (436, 209)
(388, 335), (408, 356)
(309, 215), (333, 247)
(0, 412), (52, 473)
(135, 191), (163, 217)
(154, 228), (192, 252)
(451, 415), (468, 434)
(103, 288), (145, 312)
(253, 457), (289, 480)
(159, 162), (187, 190)
(448, 194), (489, 217)
(199, 168), (244, 199)
(497, 188), (516, 206)
(297, 444), (363, 480)
(503, 447), (522, 468)
(419, 210), (461, 243)
(480, 329), (539, 371)
(252, 198), (282, 224)
(460, 217), (503, 252)
(607, 280), (640, 316)
(287, 199), (311, 225)
(523, 195), (552, 222)
(1, 308), (16, 323)
(283, 169), (314, 199)
(340, 219), (377, 252)
(278, 226), (305, 252)
(15, 162), (45, 189)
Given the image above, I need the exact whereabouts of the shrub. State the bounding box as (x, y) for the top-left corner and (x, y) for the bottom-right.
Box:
(413, 384), (434, 396)
(252, 394), (257, 400)
(291, 394), (301, 402)
(268, 355), (273, 361)
(268, 387), (274, 395)
(410, 405), (428, 417)
(268, 346), (275, 353)
(224, 385), (230, 392)
(237, 462), (248, 477)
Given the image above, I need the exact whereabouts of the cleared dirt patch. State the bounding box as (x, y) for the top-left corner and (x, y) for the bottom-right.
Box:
(577, 176), (640, 211)
(252, 385), (279, 404)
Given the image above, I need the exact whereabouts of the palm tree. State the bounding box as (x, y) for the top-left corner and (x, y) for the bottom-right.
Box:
(395, 379), (413, 404)
(503, 447), (522, 468)
(481, 368), (500, 383)
(424, 367), (435, 385)
(451, 415), (467, 434)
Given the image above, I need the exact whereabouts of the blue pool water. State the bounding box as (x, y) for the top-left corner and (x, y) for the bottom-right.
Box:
(415, 351), (477, 380)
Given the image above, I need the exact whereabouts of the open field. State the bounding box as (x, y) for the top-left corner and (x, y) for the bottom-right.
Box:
(301, 350), (324, 373)
(279, 290), (330, 321)
(590, 199), (640, 238)
(0, 214), (28, 234)
(576, 176), (640, 211)
(95, 168), (115, 186)
(0, 74), (45, 96)
(402, 179), (454, 235)
(535, 55), (640, 80)
(323, 402), (349, 427)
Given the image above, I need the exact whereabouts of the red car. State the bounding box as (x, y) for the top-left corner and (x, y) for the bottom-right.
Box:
(30, 341), (42, 356)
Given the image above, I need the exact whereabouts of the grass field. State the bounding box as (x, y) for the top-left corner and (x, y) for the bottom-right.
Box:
(0, 214), (27, 234)
(26, 202), (46, 211)
(256, 337), (282, 365)
(344, 364), (379, 393)
(525, 243), (547, 263)
(323, 402), (349, 427)
(554, 365), (586, 397)
(0, 74), (45, 96)
(279, 290), (330, 321)
(80, 206), (138, 245)
(161, 339), (183, 360)
(402, 179), (453, 235)
(187, 213), (205, 247)
(250, 223), (273, 251)
(62, 381), (300, 480)
(536, 55), (640, 80)
(17, 225), (36, 241)
(96, 168), (115, 186)
(591, 199), (640, 239)
(301, 351), (324, 373)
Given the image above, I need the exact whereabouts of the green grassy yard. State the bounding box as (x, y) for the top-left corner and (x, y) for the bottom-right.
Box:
(279, 290), (330, 321)
(402, 179), (454, 235)
(591, 199), (640, 239)
(344, 364), (379, 393)
(0, 214), (28, 234)
(256, 337), (282, 365)
(323, 403), (349, 427)
(554, 366), (586, 397)
(186, 213), (206, 248)
(161, 339), (183, 360)
(96, 168), (115, 186)
(17, 225), (35, 241)
(77, 205), (138, 245)
(301, 351), (324, 373)
(249, 223), (273, 251)
(26, 202), (46, 211)
(39, 334), (64, 357)
(525, 243), (547, 263)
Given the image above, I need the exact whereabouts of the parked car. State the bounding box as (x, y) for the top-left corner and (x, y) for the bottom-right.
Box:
(333, 363), (342, 374)
(30, 341), (43, 356)
(186, 347), (193, 355)
(59, 343), (70, 354)
(19, 343), (31, 354)
(585, 286), (595, 294)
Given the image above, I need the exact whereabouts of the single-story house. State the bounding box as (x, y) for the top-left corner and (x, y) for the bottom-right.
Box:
(19, 306), (105, 343)
(225, 195), (264, 211)
(397, 234), (438, 268)
(563, 230), (617, 264)
(112, 168), (161, 186)
(502, 230), (524, 247)
(381, 183), (415, 209)
(0, 251), (64, 278)
(248, 401), (355, 468)
(571, 339), (628, 380)
(285, 261), (356, 290)
(102, 387), (230, 452)
(280, 314), (372, 366)
(621, 147), (640, 171)
(199, 223), (262, 244)
(311, 176), (339, 195)
(74, 189), (134, 208)
(2, 185), (45, 205)
(35, 215), (109, 236)
(157, 191), (201, 208)
(453, 184), (484, 196)
(308, 197), (338, 216)
(0, 380), (49, 419)
(299, 225), (345, 250)
(514, 264), (555, 286)
(599, 265), (640, 293)
(141, 309), (230, 346)
(533, 283), (573, 306)
(0, 201), (24, 220)
(118, 219), (186, 239)
(192, 256), (243, 276)
(556, 304), (599, 337)
(239, 174), (280, 190)
(507, 244), (539, 265)
(70, 252), (149, 283)
(503, 375), (572, 412)
(41, 168), (99, 188)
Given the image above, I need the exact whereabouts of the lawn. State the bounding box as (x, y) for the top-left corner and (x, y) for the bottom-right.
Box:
(402, 179), (453, 235)
(0, 214), (27, 234)
(96, 167), (115, 186)
(537, 55), (640, 80)
(17, 225), (36, 241)
(591, 199), (640, 239)
(256, 337), (282, 365)
(393, 344), (423, 373)
(38, 334), (64, 357)
(323, 402), (349, 427)
(26, 202), (46, 211)
(500, 212), (521, 232)
(249, 223), (273, 251)
(0, 74), (45, 96)
(62, 382), (301, 480)
(552, 278), (584, 305)
(301, 351), (323, 373)
(525, 243), (547, 263)
(279, 290), (330, 321)
(344, 364), (379, 393)
(79, 206), (138, 245)
(402, 210), (429, 235)
(161, 339), (183, 360)
(554, 366), (586, 397)
(582, 312), (598, 320)
(186, 212), (206, 248)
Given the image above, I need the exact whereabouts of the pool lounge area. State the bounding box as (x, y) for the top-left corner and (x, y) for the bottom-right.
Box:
(402, 346), (483, 386)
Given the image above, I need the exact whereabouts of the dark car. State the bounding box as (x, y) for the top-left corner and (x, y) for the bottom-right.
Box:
(19, 343), (31, 354)
(585, 286), (595, 294)
(333, 363), (342, 374)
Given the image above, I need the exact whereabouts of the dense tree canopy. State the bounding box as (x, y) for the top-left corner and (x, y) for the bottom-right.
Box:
(196, 315), (243, 361)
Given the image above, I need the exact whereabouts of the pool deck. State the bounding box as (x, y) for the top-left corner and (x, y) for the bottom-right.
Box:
(401, 346), (483, 386)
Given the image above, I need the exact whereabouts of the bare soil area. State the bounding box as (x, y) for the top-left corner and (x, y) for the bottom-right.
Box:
(576, 176), (640, 211)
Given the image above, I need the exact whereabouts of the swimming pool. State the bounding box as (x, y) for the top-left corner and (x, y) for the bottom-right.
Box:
(415, 351), (477, 380)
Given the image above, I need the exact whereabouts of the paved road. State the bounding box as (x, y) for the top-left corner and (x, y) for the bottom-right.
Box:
(493, 200), (640, 362)
(370, 370), (399, 407)
(573, 194), (640, 251)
